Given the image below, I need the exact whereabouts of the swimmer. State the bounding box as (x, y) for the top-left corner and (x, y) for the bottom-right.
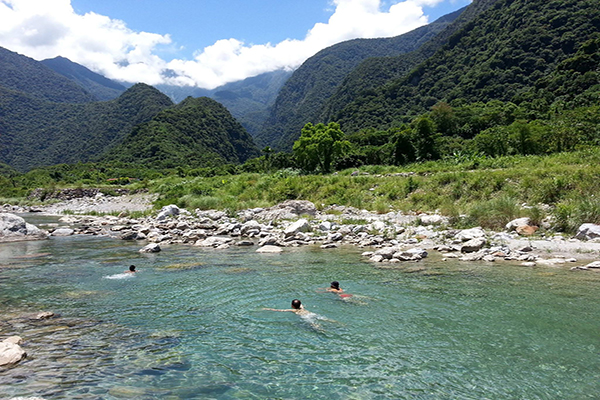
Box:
(327, 281), (344, 294)
(263, 299), (311, 316)
(125, 265), (136, 273)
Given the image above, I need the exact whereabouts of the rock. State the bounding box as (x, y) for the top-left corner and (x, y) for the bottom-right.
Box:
(536, 258), (566, 265)
(506, 217), (532, 231)
(455, 227), (485, 242)
(522, 262), (537, 267)
(256, 245), (283, 253)
(516, 225), (538, 236)
(420, 214), (447, 226)
(284, 219), (311, 237)
(3, 336), (22, 345)
(139, 243), (161, 253)
(156, 204), (180, 221)
(320, 243), (339, 249)
(585, 261), (600, 269)
(255, 200), (317, 220)
(318, 221), (332, 231)
(374, 247), (398, 260)
(369, 255), (385, 263)
(371, 221), (386, 232)
(460, 237), (486, 253)
(0, 339), (26, 366)
(575, 223), (600, 241)
(0, 213), (48, 242)
(195, 237), (233, 248)
(482, 255), (496, 262)
(35, 312), (54, 320)
(236, 240), (254, 246)
(120, 231), (139, 240)
(51, 228), (75, 236)
(258, 236), (280, 247)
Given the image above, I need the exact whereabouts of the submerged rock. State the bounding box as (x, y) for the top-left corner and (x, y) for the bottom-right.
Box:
(256, 245), (283, 253)
(0, 336), (26, 367)
(140, 243), (161, 253)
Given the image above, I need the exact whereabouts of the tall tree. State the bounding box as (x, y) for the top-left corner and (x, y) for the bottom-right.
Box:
(293, 122), (350, 173)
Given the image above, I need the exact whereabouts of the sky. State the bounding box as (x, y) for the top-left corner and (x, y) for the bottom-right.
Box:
(0, 0), (471, 89)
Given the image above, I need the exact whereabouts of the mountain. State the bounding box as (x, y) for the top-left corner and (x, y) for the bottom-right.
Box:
(156, 69), (292, 139)
(0, 46), (96, 103)
(102, 96), (260, 169)
(322, 0), (499, 124)
(41, 56), (127, 101)
(0, 84), (173, 171)
(256, 7), (467, 151)
(332, 0), (600, 134)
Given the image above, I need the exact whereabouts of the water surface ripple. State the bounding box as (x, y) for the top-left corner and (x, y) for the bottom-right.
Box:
(1, 219), (600, 399)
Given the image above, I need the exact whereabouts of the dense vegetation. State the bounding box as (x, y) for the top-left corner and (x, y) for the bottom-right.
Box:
(333, 0), (600, 133)
(102, 97), (260, 169)
(0, 84), (173, 171)
(0, 46), (95, 104)
(257, 8), (465, 151)
(42, 56), (126, 101)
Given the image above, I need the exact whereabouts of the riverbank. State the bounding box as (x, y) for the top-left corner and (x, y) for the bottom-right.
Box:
(6, 192), (600, 271)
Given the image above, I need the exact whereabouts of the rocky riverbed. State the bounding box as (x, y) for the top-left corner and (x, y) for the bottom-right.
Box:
(3, 193), (600, 271)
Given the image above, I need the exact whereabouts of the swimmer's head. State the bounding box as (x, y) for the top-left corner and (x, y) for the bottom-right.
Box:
(330, 281), (340, 290)
(129, 265), (136, 272)
(291, 299), (302, 309)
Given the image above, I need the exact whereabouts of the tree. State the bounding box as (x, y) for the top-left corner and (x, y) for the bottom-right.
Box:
(412, 116), (440, 161)
(292, 122), (350, 173)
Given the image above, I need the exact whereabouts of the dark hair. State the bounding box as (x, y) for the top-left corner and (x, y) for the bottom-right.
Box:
(291, 299), (302, 309)
(129, 265), (136, 272)
(330, 281), (340, 290)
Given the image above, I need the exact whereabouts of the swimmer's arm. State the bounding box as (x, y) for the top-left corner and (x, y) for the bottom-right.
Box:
(262, 308), (295, 312)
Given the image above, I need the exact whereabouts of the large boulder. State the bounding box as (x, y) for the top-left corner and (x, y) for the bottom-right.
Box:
(506, 217), (532, 231)
(156, 205), (180, 221)
(575, 224), (600, 241)
(461, 238), (487, 253)
(0, 337), (26, 367)
(284, 219), (311, 237)
(0, 213), (48, 242)
(455, 227), (486, 242)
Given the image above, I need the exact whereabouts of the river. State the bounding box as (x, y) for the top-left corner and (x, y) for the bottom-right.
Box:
(1, 215), (599, 399)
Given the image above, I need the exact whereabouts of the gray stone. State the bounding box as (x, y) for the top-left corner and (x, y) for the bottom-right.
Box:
(318, 221), (332, 231)
(284, 219), (311, 237)
(461, 237), (486, 253)
(236, 240), (254, 246)
(35, 312), (54, 320)
(156, 204), (180, 221)
(420, 214), (448, 226)
(195, 237), (232, 248)
(575, 223), (600, 241)
(51, 228), (75, 236)
(320, 243), (339, 249)
(506, 217), (532, 231)
(256, 245), (283, 253)
(139, 243), (161, 253)
(0, 213), (48, 242)
(455, 227), (486, 242)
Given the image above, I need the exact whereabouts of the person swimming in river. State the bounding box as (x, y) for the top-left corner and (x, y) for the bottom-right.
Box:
(263, 299), (311, 315)
(125, 265), (136, 273)
(321, 281), (353, 299)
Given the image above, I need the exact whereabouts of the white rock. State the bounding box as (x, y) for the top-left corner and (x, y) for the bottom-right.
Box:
(575, 223), (600, 240)
(139, 243), (161, 253)
(420, 214), (448, 226)
(585, 261), (600, 269)
(455, 227), (486, 242)
(156, 204), (180, 221)
(0, 340), (26, 366)
(51, 228), (75, 236)
(284, 219), (311, 237)
(318, 221), (332, 231)
(461, 238), (486, 253)
(256, 245), (283, 253)
(0, 213), (48, 242)
(506, 217), (532, 231)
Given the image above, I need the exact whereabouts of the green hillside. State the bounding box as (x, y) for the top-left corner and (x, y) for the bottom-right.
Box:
(322, 0), (499, 123)
(102, 97), (260, 169)
(256, 9), (465, 151)
(333, 0), (600, 133)
(0, 46), (96, 103)
(41, 56), (126, 101)
(0, 84), (173, 171)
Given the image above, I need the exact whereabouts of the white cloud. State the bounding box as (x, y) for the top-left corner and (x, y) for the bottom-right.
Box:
(0, 0), (450, 89)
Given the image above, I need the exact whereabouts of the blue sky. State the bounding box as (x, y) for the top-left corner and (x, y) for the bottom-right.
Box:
(0, 0), (471, 88)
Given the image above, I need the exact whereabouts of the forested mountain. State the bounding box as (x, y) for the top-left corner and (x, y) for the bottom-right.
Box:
(0, 84), (173, 171)
(42, 56), (127, 101)
(257, 9), (465, 151)
(156, 69), (292, 138)
(102, 97), (260, 169)
(333, 0), (600, 133)
(322, 0), (499, 123)
(0, 46), (96, 103)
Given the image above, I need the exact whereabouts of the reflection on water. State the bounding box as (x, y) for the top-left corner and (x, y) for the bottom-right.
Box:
(1, 216), (600, 399)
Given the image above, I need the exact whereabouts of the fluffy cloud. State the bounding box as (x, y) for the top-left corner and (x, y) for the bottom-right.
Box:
(0, 0), (452, 89)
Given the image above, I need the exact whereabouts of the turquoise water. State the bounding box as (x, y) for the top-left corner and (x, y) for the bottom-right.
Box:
(1, 216), (600, 399)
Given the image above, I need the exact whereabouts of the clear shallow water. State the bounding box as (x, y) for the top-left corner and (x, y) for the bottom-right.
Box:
(1, 216), (600, 399)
